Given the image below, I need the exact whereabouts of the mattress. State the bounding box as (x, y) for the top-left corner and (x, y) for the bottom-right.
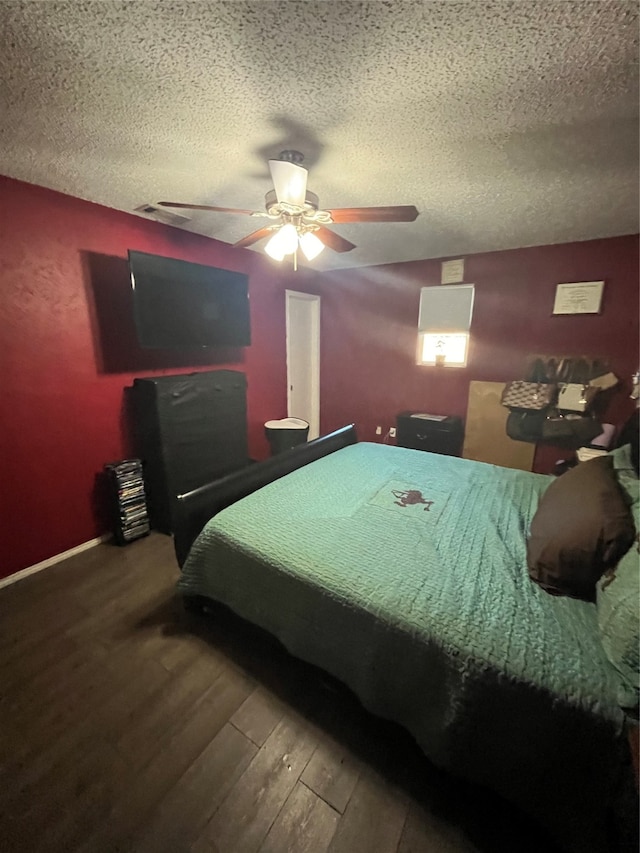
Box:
(178, 442), (631, 851)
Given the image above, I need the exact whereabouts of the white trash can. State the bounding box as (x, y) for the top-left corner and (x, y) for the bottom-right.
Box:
(264, 417), (310, 455)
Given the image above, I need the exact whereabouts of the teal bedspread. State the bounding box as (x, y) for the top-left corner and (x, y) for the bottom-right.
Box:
(178, 443), (632, 852)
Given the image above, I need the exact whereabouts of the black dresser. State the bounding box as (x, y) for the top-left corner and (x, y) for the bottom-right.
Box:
(131, 370), (249, 533)
(396, 412), (464, 457)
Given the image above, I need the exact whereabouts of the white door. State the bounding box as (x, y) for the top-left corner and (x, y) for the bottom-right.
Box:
(286, 290), (320, 439)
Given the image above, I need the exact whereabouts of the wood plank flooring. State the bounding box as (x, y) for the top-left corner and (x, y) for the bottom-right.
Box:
(0, 533), (564, 853)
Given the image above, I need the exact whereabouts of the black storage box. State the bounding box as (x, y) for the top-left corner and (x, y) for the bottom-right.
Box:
(396, 412), (464, 457)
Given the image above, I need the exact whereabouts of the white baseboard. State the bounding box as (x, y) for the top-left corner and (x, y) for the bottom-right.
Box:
(0, 535), (110, 590)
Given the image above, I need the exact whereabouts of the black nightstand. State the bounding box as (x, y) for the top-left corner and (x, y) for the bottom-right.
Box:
(396, 412), (464, 457)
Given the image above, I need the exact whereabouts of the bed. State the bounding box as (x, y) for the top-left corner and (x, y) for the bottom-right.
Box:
(174, 425), (637, 853)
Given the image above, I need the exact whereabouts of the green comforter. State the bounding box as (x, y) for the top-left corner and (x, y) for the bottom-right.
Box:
(178, 443), (631, 852)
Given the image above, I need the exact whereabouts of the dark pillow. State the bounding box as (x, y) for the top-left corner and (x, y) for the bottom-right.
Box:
(596, 499), (639, 710)
(527, 456), (635, 601)
(617, 410), (639, 475)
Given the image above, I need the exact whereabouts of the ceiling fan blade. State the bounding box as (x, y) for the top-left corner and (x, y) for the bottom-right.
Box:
(268, 160), (308, 208)
(327, 205), (419, 224)
(232, 226), (275, 249)
(158, 201), (256, 215)
(314, 226), (357, 253)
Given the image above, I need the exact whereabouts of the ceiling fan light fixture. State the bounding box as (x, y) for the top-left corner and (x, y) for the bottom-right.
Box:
(299, 231), (325, 261)
(268, 159), (308, 209)
(264, 234), (286, 261)
(278, 223), (299, 254)
(264, 223), (299, 260)
(264, 231), (287, 261)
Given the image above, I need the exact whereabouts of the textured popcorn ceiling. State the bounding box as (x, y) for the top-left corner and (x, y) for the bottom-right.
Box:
(1, 0), (638, 270)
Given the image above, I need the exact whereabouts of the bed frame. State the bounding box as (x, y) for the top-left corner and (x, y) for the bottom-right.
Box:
(173, 424), (357, 567)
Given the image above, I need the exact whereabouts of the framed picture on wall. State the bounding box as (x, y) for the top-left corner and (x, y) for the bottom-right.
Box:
(553, 281), (604, 315)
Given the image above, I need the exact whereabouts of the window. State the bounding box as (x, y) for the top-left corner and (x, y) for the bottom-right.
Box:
(417, 284), (474, 368)
(418, 332), (469, 367)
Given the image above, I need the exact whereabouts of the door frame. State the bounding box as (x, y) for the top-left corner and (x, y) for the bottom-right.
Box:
(285, 290), (321, 439)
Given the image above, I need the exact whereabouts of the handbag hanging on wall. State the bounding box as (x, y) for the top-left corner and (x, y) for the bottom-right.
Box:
(557, 383), (599, 413)
(507, 410), (602, 448)
(501, 381), (557, 411)
(541, 414), (603, 445)
(506, 410), (549, 442)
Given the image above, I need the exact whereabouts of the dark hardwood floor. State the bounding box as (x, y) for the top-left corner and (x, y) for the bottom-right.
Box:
(0, 533), (565, 853)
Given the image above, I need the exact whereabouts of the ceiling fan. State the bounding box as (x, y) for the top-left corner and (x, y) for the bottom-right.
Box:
(158, 150), (419, 265)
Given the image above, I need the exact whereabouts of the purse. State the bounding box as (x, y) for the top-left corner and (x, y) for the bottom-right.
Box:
(501, 381), (557, 411)
(589, 372), (618, 392)
(541, 414), (602, 447)
(506, 409), (602, 447)
(557, 383), (598, 413)
(506, 410), (548, 442)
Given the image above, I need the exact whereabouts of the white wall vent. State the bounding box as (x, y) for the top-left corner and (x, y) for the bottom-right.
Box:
(134, 204), (191, 227)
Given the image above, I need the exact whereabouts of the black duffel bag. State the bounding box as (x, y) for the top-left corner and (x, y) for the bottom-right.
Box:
(540, 414), (602, 447)
(507, 409), (602, 447)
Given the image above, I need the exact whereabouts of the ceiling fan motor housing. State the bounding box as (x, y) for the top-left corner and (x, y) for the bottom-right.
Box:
(264, 188), (320, 217)
(277, 149), (305, 164)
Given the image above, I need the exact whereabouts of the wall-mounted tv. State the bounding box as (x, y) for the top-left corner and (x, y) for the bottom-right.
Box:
(128, 250), (251, 348)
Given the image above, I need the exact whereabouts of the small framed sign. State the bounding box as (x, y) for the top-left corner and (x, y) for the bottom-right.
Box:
(441, 258), (464, 284)
(553, 281), (604, 315)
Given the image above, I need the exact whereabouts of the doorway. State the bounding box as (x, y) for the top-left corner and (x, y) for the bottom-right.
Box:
(285, 290), (320, 440)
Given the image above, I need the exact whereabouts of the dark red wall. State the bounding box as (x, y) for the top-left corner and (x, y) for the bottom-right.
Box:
(305, 235), (639, 473)
(2, 173), (637, 580)
(0, 176), (292, 578)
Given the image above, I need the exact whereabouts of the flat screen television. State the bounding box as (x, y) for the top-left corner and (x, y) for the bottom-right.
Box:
(128, 250), (251, 348)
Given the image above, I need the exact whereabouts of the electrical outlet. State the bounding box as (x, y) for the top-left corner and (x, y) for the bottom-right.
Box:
(389, 427), (397, 438)
(375, 425), (382, 435)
